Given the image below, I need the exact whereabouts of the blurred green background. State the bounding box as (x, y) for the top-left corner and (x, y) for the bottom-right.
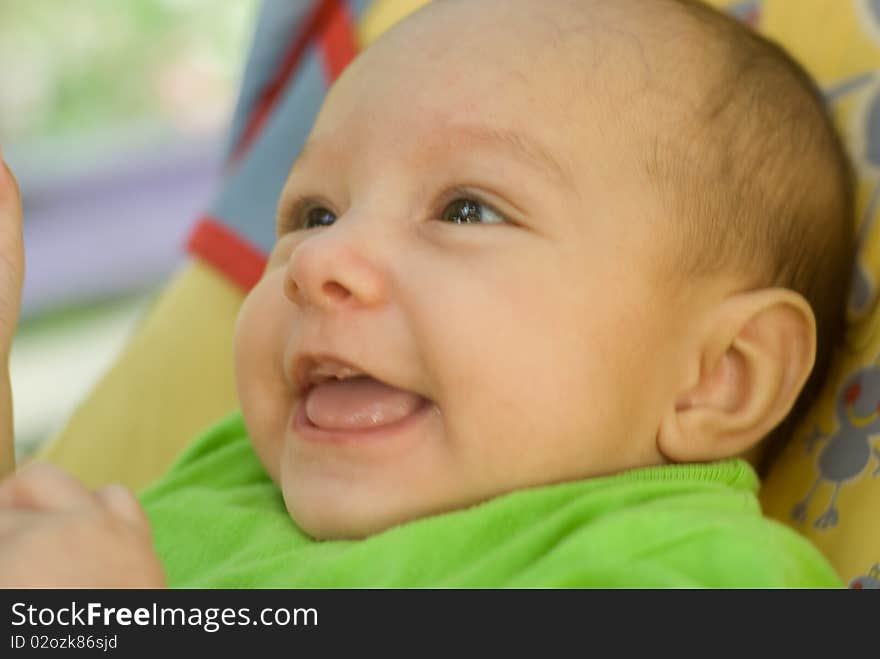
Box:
(1, 0), (257, 143)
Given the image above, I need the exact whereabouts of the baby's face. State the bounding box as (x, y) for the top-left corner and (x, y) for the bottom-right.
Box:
(234, 0), (697, 538)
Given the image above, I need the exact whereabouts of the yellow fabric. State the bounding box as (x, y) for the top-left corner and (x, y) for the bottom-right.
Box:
(34, 0), (880, 585)
(356, 0), (429, 48)
(34, 261), (244, 491)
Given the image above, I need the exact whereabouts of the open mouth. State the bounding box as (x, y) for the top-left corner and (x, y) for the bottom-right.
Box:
(304, 374), (429, 429)
(290, 355), (435, 442)
(293, 390), (434, 444)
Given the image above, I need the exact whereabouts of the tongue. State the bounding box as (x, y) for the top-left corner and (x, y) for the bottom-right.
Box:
(305, 375), (424, 430)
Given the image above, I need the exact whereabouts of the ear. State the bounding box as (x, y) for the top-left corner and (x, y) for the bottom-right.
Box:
(657, 288), (816, 463)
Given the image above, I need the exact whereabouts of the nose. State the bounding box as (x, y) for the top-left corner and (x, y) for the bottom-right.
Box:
(284, 227), (389, 310)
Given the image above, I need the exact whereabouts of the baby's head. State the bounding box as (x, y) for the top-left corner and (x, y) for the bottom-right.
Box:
(233, 0), (854, 539)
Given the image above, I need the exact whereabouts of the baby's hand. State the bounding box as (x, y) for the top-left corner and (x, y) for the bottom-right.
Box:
(0, 150), (23, 477)
(0, 463), (166, 588)
(0, 149), (23, 358)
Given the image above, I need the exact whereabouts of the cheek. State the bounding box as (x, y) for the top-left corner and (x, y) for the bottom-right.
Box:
(233, 276), (292, 482)
(421, 252), (655, 467)
(414, 262), (584, 443)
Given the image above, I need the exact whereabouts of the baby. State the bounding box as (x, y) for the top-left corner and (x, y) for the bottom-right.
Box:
(0, 0), (852, 587)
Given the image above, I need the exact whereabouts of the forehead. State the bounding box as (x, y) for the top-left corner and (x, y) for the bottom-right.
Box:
(323, 18), (570, 123)
(293, 0), (695, 204)
(301, 4), (612, 183)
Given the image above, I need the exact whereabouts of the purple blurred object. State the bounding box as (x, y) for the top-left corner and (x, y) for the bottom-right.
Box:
(15, 134), (223, 317)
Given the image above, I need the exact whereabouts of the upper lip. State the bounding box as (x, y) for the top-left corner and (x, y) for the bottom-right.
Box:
(291, 352), (370, 399)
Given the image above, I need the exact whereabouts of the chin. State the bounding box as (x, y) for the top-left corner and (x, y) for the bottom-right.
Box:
(283, 490), (411, 541)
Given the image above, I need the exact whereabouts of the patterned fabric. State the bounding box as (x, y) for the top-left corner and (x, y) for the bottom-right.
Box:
(718, 0), (880, 590)
(186, 0), (369, 290)
(184, 0), (880, 585)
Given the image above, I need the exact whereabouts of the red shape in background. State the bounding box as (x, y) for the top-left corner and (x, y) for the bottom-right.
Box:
(190, 0), (359, 290)
(187, 218), (268, 291)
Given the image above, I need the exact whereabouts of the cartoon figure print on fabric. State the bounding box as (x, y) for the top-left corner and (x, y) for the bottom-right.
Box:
(792, 361), (880, 529)
(849, 82), (880, 314)
(789, 0), (880, 531)
(849, 563), (880, 588)
(848, 0), (880, 313)
(728, 0), (761, 26)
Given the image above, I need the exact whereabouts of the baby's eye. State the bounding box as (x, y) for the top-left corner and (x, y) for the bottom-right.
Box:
(303, 207), (337, 229)
(440, 199), (505, 225)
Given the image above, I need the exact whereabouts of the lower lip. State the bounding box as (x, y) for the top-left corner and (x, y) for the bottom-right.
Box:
(292, 397), (435, 445)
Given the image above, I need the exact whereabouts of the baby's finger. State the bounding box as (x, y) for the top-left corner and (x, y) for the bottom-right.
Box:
(0, 148), (18, 197)
(0, 506), (32, 540)
(0, 148), (23, 480)
(95, 484), (152, 536)
(0, 372), (14, 479)
(0, 146), (21, 205)
(0, 148), (23, 277)
(0, 463), (96, 511)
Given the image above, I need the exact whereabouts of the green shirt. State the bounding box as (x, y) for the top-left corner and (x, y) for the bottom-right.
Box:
(139, 412), (842, 588)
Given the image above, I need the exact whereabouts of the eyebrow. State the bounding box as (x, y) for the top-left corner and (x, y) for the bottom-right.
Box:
(286, 123), (574, 194)
(456, 125), (575, 191)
